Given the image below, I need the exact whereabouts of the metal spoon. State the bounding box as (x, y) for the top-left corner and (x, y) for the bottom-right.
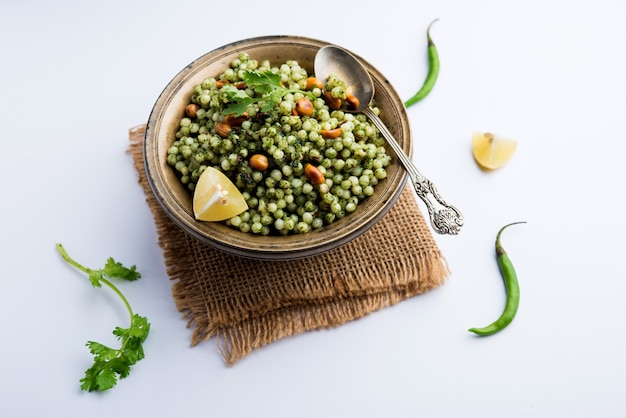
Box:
(314, 45), (463, 235)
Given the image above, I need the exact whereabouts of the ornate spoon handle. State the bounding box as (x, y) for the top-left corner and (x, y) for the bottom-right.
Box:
(363, 108), (464, 235)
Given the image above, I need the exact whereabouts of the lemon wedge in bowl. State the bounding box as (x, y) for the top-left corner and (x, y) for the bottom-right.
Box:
(193, 166), (248, 221)
(472, 131), (518, 170)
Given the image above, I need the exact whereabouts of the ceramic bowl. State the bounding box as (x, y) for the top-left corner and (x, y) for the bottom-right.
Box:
(144, 35), (411, 260)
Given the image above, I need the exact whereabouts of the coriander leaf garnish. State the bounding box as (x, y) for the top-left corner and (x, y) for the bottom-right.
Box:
(221, 84), (253, 116)
(222, 69), (315, 116)
(244, 69), (281, 92)
(103, 257), (141, 282)
(56, 243), (150, 392)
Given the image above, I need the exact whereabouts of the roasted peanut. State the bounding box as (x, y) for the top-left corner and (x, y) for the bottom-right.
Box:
(216, 80), (246, 89)
(185, 103), (200, 118)
(346, 94), (360, 110)
(215, 122), (232, 138)
(224, 112), (249, 126)
(304, 163), (325, 185)
(320, 127), (342, 139)
(323, 90), (342, 110)
(295, 98), (314, 116)
(215, 79), (230, 89)
(249, 154), (269, 171)
(305, 77), (324, 91)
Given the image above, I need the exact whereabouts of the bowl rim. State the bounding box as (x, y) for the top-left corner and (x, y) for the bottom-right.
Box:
(143, 35), (410, 260)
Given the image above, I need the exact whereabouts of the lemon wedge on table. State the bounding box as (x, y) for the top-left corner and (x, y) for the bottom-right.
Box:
(472, 131), (518, 170)
(192, 166), (248, 221)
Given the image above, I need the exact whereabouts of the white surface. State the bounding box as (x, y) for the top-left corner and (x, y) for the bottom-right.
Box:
(1, 0), (625, 416)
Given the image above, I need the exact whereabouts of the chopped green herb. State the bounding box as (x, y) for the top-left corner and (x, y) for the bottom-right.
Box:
(56, 243), (150, 392)
(222, 69), (314, 116)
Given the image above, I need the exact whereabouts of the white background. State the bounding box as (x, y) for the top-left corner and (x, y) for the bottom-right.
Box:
(1, 1), (625, 417)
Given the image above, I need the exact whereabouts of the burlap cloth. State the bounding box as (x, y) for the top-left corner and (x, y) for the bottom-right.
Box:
(128, 125), (450, 365)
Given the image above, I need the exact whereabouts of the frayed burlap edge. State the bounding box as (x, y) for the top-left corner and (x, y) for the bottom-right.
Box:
(128, 124), (450, 365)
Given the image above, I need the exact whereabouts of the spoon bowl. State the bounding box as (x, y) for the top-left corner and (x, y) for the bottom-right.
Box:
(314, 46), (374, 113)
(315, 45), (464, 235)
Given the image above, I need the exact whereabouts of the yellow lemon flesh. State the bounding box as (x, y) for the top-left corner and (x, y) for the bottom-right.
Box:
(192, 166), (248, 221)
(472, 131), (518, 170)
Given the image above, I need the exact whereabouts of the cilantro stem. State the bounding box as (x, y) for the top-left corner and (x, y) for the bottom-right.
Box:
(55, 243), (134, 325)
(56, 242), (89, 272)
(56, 242), (149, 392)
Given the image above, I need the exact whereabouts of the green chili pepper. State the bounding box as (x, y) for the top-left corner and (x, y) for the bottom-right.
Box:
(404, 18), (440, 108)
(468, 222), (526, 336)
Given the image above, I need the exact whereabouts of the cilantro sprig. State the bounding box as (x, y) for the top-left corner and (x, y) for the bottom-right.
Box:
(221, 69), (315, 116)
(56, 243), (150, 392)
